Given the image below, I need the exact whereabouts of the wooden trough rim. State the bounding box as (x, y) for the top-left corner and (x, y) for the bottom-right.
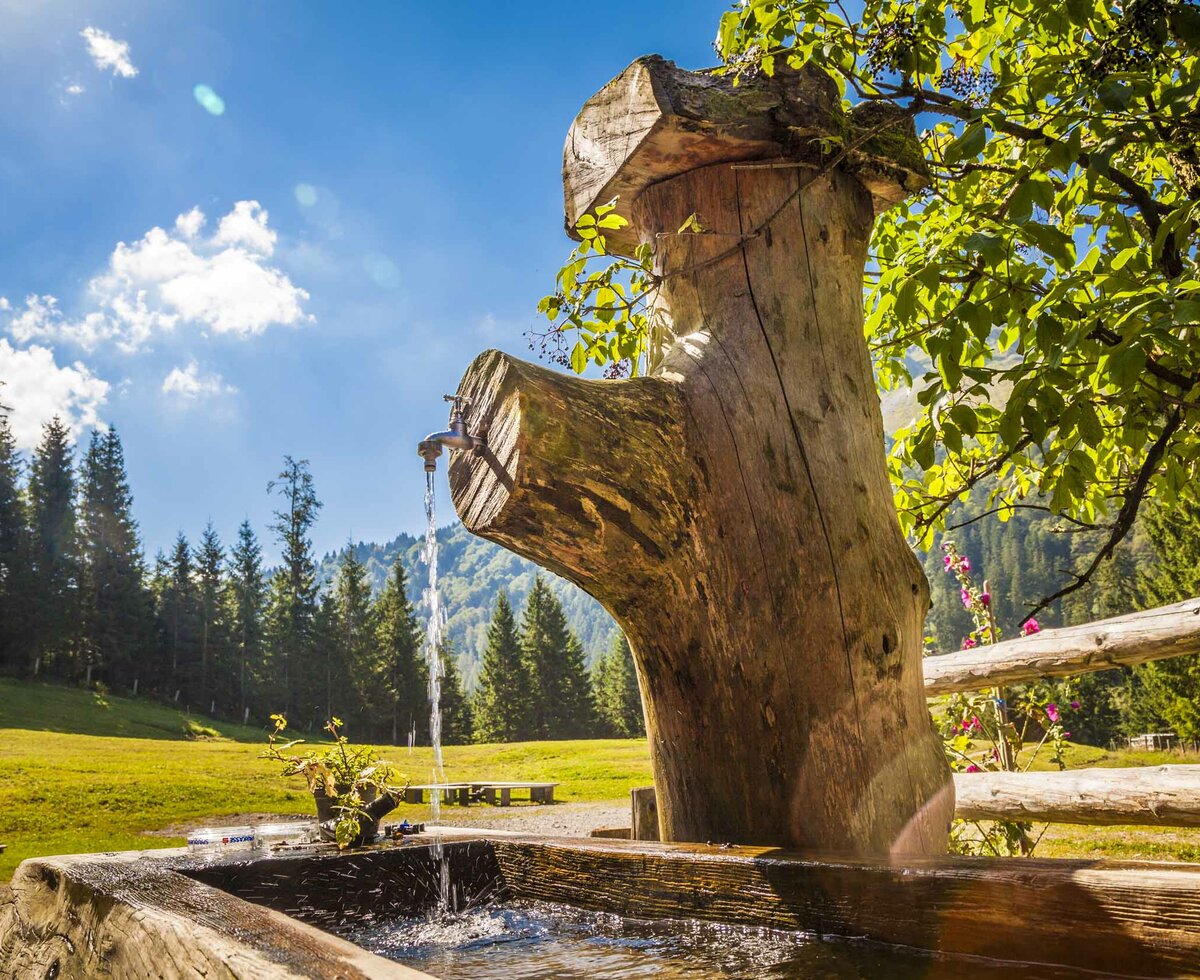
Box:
(4, 834), (1200, 978)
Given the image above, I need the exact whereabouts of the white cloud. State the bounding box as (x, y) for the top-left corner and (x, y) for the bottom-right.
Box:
(174, 207), (205, 239)
(161, 360), (236, 401)
(4, 201), (311, 353)
(0, 339), (108, 449)
(66, 83), (85, 96)
(81, 27), (138, 79)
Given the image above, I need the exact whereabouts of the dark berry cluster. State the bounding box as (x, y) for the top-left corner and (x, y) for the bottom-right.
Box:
(1087, 0), (1175, 76)
(865, 17), (917, 75)
(937, 60), (997, 107)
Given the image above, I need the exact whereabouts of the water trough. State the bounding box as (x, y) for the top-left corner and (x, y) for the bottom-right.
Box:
(5, 832), (1200, 977)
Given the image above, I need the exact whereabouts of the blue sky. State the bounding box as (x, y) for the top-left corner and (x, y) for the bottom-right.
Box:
(0, 0), (722, 562)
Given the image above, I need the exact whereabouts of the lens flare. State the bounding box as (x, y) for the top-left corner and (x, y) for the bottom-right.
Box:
(193, 84), (226, 116)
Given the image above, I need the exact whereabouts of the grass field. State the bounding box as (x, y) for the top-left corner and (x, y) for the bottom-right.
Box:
(0, 679), (652, 880)
(2, 678), (1199, 880)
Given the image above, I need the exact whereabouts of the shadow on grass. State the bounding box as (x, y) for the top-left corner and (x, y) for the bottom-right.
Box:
(0, 678), (267, 743)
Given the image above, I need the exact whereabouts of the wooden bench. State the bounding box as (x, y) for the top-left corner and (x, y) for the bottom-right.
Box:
(402, 783), (474, 806)
(473, 781), (558, 806)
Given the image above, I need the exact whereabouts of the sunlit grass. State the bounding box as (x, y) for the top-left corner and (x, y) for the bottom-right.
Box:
(3, 678), (1199, 881)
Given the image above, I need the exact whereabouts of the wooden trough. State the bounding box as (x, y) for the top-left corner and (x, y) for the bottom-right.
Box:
(4, 835), (1200, 978)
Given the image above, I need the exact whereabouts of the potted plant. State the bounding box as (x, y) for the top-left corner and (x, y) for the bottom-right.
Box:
(263, 714), (407, 848)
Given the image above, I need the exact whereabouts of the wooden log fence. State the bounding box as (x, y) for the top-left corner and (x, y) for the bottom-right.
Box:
(923, 598), (1200, 695)
(955, 766), (1200, 827)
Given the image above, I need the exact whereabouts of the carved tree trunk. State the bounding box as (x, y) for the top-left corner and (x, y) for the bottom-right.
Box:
(448, 57), (952, 856)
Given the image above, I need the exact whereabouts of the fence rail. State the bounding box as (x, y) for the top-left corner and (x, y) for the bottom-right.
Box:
(923, 598), (1200, 695)
(954, 765), (1200, 827)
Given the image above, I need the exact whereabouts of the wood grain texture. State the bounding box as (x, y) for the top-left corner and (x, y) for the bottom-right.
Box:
(562, 55), (928, 254)
(491, 835), (1200, 978)
(450, 58), (952, 858)
(924, 598), (1200, 695)
(954, 765), (1200, 827)
(0, 850), (433, 979)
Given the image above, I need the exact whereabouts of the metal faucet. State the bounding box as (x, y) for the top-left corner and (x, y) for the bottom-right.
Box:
(418, 395), (486, 472)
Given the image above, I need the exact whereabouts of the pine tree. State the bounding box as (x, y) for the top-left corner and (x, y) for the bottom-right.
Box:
(195, 522), (228, 714)
(264, 456), (321, 715)
(228, 520), (266, 720)
(473, 591), (528, 743)
(593, 631), (645, 738)
(372, 560), (426, 745)
(78, 428), (151, 689)
(163, 533), (199, 703)
(330, 544), (373, 722)
(1133, 498), (1200, 742)
(0, 404), (32, 674)
(28, 417), (79, 676)
(519, 575), (593, 739)
(147, 549), (171, 691)
(438, 638), (473, 745)
(560, 631), (598, 738)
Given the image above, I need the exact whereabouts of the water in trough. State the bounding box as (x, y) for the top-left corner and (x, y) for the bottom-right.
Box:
(343, 899), (1089, 979)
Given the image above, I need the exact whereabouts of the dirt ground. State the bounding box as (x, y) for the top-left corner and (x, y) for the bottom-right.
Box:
(150, 800), (630, 840)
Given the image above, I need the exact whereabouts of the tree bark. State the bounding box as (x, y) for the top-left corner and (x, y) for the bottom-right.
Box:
(448, 58), (952, 856)
(953, 765), (1200, 827)
(924, 598), (1200, 695)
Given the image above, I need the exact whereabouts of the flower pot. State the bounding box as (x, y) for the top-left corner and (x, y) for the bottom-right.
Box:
(313, 782), (382, 847)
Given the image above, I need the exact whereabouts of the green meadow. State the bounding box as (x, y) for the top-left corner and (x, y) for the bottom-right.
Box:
(1, 678), (1197, 880)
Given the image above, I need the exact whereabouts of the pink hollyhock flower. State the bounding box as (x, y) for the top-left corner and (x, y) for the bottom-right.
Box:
(991, 748), (1000, 761)
(943, 554), (954, 571)
(961, 636), (978, 650)
(959, 556), (971, 573)
(1070, 700), (1081, 710)
(965, 764), (981, 773)
(1064, 732), (1071, 739)
(1045, 703), (1060, 724)
(1021, 618), (1041, 636)
(961, 587), (972, 609)
(980, 591), (990, 607)
(969, 716), (982, 732)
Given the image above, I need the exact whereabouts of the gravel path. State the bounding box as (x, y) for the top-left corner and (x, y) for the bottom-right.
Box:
(150, 801), (630, 840)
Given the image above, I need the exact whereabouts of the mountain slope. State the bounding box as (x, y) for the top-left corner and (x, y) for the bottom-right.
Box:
(317, 523), (617, 689)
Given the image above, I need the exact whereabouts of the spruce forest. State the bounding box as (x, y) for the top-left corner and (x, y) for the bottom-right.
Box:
(1, 408), (1196, 748)
(0, 412), (642, 744)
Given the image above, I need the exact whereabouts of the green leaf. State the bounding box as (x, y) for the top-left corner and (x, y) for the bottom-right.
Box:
(1097, 79), (1132, 111)
(570, 342), (587, 374)
(943, 122), (986, 164)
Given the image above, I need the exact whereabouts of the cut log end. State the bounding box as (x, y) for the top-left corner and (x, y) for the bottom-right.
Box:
(563, 55), (929, 254)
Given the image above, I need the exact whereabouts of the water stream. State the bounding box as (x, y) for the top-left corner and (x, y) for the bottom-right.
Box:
(421, 470), (451, 912)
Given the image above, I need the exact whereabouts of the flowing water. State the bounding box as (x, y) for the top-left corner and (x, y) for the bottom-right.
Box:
(344, 900), (1087, 979)
(422, 471), (450, 911)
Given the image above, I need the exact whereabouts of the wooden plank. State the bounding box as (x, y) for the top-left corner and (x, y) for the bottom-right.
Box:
(0, 851), (436, 979)
(924, 598), (1200, 695)
(491, 836), (1200, 978)
(631, 786), (659, 841)
(955, 765), (1200, 826)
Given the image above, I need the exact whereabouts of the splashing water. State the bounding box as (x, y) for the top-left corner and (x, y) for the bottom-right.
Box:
(422, 471), (450, 912)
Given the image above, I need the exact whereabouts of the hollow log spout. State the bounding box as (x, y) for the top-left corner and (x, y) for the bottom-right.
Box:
(449, 56), (953, 856)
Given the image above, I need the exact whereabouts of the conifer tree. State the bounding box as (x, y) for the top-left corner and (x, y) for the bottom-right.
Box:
(228, 520), (266, 720)
(560, 631), (598, 738)
(28, 417), (78, 676)
(330, 544), (373, 721)
(519, 575), (593, 738)
(372, 559), (426, 745)
(593, 631), (645, 738)
(437, 638), (473, 745)
(473, 591), (527, 743)
(0, 404), (31, 674)
(1133, 499), (1200, 742)
(147, 549), (172, 691)
(163, 533), (198, 703)
(79, 428), (151, 689)
(195, 522), (228, 713)
(264, 456), (321, 715)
